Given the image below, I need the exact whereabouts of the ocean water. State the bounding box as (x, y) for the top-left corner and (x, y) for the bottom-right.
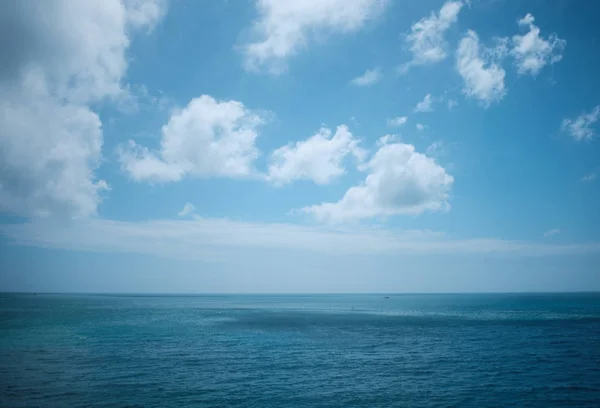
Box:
(1, 293), (599, 407)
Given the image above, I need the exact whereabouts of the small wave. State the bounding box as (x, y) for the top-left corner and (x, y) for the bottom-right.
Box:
(201, 316), (238, 325)
(293, 307), (600, 322)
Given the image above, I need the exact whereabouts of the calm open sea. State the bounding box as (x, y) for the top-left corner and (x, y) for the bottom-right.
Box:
(1, 293), (599, 407)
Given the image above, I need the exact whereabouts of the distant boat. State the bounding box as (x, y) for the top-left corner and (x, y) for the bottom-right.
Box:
(383, 296), (390, 299)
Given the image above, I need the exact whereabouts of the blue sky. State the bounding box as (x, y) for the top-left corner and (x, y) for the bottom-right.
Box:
(1, 0), (599, 293)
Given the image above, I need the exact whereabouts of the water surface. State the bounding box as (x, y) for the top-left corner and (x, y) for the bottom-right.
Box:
(1, 293), (599, 407)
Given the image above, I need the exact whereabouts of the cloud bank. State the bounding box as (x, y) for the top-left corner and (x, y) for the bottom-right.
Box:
(3, 218), (599, 261)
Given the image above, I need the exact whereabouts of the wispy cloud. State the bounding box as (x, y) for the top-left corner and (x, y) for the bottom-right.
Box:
(561, 106), (600, 142)
(543, 228), (560, 239)
(400, 1), (464, 73)
(581, 171), (597, 182)
(178, 202), (196, 217)
(2, 219), (599, 260)
(415, 94), (434, 112)
(388, 116), (408, 127)
(426, 141), (444, 155)
(456, 30), (506, 106)
(350, 68), (382, 86)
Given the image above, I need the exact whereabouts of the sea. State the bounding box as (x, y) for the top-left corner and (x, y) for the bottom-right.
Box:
(1, 293), (599, 407)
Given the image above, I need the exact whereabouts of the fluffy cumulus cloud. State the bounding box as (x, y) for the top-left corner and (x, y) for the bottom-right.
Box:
(118, 95), (265, 182)
(0, 89), (108, 218)
(561, 105), (600, 142)
(510, 13), (566, 76)
(302, 138), (453, 222)
(400, 1), (463, 72)
(350, 68), (382, 86)
(454, 14), (564, 105)
(243, 0), (388, 74)
(267, 125), (365, 185)
(456, 30), (506, 106)
(0, 0), (166, 219)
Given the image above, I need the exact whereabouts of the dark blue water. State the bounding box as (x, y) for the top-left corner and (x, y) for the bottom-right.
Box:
(1, 293), (599, 407)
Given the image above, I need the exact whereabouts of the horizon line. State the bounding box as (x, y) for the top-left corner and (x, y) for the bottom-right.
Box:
(2, 291), (599, 296)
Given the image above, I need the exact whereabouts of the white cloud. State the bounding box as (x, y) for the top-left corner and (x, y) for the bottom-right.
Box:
(456, 30), (506, 106)
(415, 94), (434, 112)
(242, 0), (388, 74)
(484, 36), (510, 61)
(267, 125), (365, 185)
(376, 134), (398, 147)
(581, 171), (597, 183)
(400, 1), (463, 72)
(0, 0), (166, 219)
(3, 218), (600, 260)
(561, 106), (600, 142)
(510, 13), (566, 76)
(543, 228), (560, 239)
(178, 202), (196, 217)
(0, 89), (109, 219)
(118, 95), (265, 182)
(125, 0), (167, 31)
(416, 123), (425, 131)
(350, 68), (382, 86)
(448, 99), (458, 110)
(302, 139), (454, 222)
(117, 142), (184, 183)
(388, 116), (408, 127)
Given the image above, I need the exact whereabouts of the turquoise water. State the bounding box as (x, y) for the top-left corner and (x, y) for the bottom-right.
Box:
(1, 293), (599, 407)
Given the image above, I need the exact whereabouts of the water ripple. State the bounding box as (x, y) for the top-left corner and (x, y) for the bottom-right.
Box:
(1, 293), (599, 407)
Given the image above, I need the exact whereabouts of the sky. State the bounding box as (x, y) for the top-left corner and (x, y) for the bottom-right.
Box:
(1, 0), (599, 293)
